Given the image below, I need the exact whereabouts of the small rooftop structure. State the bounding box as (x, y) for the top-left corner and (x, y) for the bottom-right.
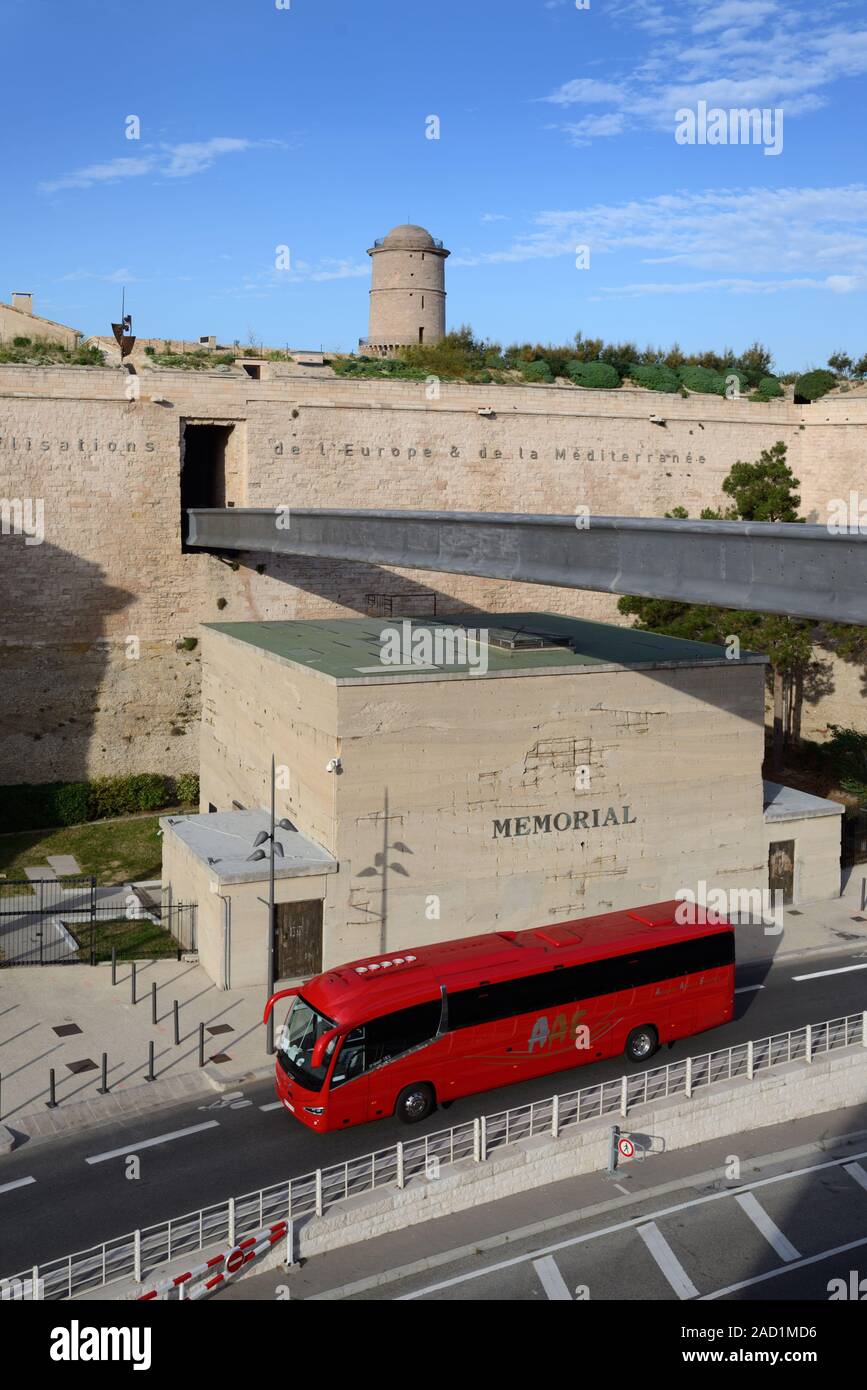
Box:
(763, 780), (845, 823)
(160, 808), (337, 885)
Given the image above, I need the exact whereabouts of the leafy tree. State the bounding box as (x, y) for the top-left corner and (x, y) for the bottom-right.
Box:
(618, 442), (812, 773)
(736, 342), (774, 385)
(722, 442), (801, 521)
(827, 350), (853, 377)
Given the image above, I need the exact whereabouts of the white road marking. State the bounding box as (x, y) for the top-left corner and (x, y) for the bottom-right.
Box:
(396, 1146), (867, 1300)
(734, 984), (763, 994)
(735, 1192), (800, 1261)
(636, 1222), (699, 1299)
(702, 1234), (867, 1300)
(259, 1101), (284, 1112)
(0, 1176), (36, 1195)
(532, 1256), (572, 1301)
(843, 1161), (867, 1193)
(85, 1121), (219, 1164)
(791, 962), (867, 981)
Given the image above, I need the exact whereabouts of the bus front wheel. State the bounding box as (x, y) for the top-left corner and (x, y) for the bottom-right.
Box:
(625, 1025), (658, 1063)
(395, 1083), (435, 1124)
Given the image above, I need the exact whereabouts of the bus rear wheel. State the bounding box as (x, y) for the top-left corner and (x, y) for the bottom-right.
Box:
(395, 1083), (435, 1124)
(625, 1025), (658, 1063)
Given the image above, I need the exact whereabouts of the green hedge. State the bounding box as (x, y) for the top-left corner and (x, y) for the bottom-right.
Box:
(520, 359), (554, 383)
(0, 773), (200, 834)
(566, 360), (621, 390)
(794, 369), (836, 402)
(626, 363), (681, 393)
(677, 364), (727, 396)
(756, 375), (784, 399)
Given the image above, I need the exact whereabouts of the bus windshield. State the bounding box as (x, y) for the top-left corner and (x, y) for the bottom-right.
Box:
(277, 994), (337, 1093)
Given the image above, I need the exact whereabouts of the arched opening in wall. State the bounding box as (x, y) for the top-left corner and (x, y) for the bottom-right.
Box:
(180, 421), (235, 552)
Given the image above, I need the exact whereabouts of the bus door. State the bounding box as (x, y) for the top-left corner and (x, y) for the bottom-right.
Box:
(327, 1028), (370, 1129)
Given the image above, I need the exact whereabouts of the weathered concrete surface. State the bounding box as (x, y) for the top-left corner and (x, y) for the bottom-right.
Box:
(187, 508), (867, 625)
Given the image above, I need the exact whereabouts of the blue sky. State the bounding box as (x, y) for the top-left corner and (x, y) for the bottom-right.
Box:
(2, 0), (866, 370)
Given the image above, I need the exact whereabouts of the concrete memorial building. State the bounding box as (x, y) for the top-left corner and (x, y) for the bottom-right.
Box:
(160, 613), (842, 989)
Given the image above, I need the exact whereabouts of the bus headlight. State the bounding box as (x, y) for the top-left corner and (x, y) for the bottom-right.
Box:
(303, 1106), (325, 1116)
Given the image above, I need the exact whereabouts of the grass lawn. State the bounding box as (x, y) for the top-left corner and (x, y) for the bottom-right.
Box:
(75, 917), (182, 963)
(0, 812), (174, 889)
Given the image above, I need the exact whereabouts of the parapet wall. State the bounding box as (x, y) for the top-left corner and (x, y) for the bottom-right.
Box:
(0, 364), (864, 782)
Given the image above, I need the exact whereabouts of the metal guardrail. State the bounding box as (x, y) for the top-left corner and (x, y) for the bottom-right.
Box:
(2, 1010), (864, 1300)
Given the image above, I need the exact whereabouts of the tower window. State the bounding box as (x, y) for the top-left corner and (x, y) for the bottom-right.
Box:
(421, 296), (425, 308)
(419, 327), (424, 343)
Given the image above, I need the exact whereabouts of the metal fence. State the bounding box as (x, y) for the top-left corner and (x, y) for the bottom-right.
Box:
(2, 1009), (863, 1301)
(0, 879), (197, 966)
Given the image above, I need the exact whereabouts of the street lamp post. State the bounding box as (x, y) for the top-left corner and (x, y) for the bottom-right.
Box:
(247, 755), (294, 1056)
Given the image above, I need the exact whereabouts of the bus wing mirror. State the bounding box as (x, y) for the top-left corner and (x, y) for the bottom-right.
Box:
(311, 1027), (341, 1070)
(262, 988), (299, 1026)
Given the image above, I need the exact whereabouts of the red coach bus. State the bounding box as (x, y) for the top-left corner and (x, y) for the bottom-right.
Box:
(262, 900), (735, 1133)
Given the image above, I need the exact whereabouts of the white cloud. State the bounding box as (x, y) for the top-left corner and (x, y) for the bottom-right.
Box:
(39, 136), (282, 193)
(543, 78), (627, 105)
(455, 185), (867, 299)
(540, 2), (867, 144)
(481, 212), (510, 222)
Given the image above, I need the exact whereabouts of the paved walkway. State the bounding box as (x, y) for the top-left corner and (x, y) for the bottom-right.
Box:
(0, 959), (272, 1143)
(0, 887), (865, 1146)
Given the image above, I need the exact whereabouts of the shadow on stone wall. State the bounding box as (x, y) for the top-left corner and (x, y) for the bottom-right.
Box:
(0, 535), (132, 784)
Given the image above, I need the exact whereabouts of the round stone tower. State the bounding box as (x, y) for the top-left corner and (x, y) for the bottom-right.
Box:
(364, 224), (450, 356)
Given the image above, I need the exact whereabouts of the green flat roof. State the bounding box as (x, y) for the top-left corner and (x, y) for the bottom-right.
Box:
(204, 613), (765, 683)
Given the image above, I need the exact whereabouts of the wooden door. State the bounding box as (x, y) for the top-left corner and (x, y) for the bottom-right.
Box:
(273, 900), (323, 979)
(768, 840), (795, 905)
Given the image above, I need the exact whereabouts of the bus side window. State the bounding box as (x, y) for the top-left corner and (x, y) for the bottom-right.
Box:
(331, 1028), (366, 1087)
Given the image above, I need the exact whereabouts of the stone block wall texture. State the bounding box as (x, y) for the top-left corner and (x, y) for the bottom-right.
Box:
(196, 626), (768, 969)
(1, 363), (865, 784)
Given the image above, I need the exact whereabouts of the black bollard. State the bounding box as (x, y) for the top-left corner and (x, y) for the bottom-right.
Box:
(151, 981), (157, 1027)
(97, 1052), (109, 1096)
(130, 961), (137, 1006)
(198, 1021), (205, 1068)
(146, 1040), (155, 1083)
(111, 946), (117, 986)
(46, 1068), (58, 1110)
(173, 999), (180, 1046)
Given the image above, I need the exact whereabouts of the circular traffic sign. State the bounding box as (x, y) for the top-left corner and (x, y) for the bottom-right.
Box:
(618, 1137), (635, 1159)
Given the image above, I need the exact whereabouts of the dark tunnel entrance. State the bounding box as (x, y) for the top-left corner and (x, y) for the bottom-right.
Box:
(181, 422), (234, 551)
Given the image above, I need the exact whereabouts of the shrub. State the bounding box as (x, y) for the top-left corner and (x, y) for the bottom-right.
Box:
(52, 783), (93, 826)
(677, 365), (727, 396)
(794, 369), (836, 403)
(825, 726), (867, 784)
(566, 360), (620, 390)
(756, 375), (783, 398)
(626, 363), (681, 393)
(520, 359), (554, 383)
(174, 773), (200, 805)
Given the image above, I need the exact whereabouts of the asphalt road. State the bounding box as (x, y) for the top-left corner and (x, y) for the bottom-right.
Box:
(1, 945), (865, 1280)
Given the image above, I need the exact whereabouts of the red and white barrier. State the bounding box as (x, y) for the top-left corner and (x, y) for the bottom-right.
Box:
(138, 1221), (288, 1301)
